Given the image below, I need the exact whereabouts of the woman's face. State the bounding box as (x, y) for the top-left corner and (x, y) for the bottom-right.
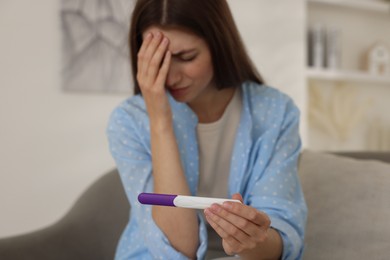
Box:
(142, 26), (215, 104)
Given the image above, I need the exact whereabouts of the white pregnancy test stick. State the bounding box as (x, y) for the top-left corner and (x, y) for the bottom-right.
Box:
(138, 193), (242, 209)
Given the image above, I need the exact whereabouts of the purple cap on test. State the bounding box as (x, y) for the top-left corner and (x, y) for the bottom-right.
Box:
(138, 193), (177, 207)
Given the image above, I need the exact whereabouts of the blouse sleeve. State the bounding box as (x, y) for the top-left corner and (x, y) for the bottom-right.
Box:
(106, 106), (207, 260)
(247, 98), (307, 260)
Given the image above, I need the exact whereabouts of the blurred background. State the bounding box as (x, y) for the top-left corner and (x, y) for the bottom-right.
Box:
(0, 0), (389, 238)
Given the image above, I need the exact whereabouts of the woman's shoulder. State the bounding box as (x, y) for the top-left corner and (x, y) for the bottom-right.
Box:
(241, 81), (295, 107)
(108, 94), (149, 128)
(240, 81), (300, 128)
(111, 94), (147, 116)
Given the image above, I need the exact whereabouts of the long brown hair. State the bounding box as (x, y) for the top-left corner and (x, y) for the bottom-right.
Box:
(129, 0), (263, 95)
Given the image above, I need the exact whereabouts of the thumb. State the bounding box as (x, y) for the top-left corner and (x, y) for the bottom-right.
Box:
(232, 193), (243, 203)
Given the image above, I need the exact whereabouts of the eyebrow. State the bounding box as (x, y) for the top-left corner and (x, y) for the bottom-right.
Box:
(171, 49), (197, 57)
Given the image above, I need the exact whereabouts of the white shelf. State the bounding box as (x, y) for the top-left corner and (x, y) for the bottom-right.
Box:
(307, 68), (390, 84)
(308, 0), (390, 13)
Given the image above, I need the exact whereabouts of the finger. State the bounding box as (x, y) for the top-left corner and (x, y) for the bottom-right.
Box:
(155, 50), (171, 87)
(138, 32), (153, 59)
(205, 211), (239, 243)
(147, 37), (169, 83)
(222, 201), (270, 230)
(137, 32), (153, 76)
(140, 32), (163, 76)
(232, 193), (244, 203)
(206, 206), (254, 245)
(204, 209), (242, 255)
(210, 203), (260, 238)
(222, 240), (237, 256)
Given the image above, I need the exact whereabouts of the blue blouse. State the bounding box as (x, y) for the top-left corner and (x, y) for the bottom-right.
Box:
(107, 81), (307, 260)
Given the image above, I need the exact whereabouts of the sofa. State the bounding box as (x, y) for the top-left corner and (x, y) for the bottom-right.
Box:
(0, 150), (389, 260)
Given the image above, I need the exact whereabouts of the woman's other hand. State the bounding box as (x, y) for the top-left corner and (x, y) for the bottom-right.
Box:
(204, 193), (282, 259)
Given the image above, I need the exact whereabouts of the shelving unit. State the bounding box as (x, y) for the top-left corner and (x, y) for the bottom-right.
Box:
(306, 0), (390, 83)
(306, 0), (390, 151)
(307, 0), (390, 13)
(307, 68), (390, 84)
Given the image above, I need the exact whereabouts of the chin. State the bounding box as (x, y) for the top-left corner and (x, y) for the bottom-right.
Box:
(168, 88), (192, 103)
(171, 95), (190, 103)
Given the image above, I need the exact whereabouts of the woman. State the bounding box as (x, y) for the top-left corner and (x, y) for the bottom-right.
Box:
(107, 0), (307, 259)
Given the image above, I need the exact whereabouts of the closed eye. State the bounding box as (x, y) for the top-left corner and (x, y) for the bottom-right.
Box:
(171, 49), (198, 62)
(179, 55), (197, 62)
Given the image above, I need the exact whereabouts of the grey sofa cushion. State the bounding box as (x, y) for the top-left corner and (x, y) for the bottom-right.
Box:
(299, 151), (390, 260)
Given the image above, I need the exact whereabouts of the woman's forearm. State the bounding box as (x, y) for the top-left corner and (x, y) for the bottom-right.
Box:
(150, 119), (199, 259)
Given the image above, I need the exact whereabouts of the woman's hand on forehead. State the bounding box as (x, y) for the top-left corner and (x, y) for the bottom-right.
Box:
(137, 30), (173, 123)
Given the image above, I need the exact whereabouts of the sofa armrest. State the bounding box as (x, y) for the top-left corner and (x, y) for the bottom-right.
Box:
(332, 151), (390, 164)
(300, 151), (390, 260)
(0, 169), (129, 260)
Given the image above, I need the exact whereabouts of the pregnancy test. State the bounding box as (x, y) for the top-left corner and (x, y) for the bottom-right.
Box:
(138, 193), (241, 209)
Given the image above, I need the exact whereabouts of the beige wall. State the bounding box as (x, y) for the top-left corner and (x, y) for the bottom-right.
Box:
(228, 0), (307, 141)
(0, 0), (127, 237)
(0, 0), (306, 238)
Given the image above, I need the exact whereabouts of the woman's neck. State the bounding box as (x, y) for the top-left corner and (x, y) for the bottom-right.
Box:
(188, 87), (236, 123)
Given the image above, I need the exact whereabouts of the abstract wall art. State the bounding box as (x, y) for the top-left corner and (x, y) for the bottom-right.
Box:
(61, 0), (135, 93)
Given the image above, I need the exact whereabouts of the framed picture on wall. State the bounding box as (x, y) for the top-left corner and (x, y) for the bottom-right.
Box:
(61, 0), (135, 93)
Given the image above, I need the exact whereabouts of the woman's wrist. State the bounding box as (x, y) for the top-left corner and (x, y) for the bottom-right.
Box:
(150, 116), (174, 135)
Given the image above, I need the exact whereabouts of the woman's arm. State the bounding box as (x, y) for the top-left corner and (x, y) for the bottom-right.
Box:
(150, 121), (199, 259)
(137, 31), (199, 258)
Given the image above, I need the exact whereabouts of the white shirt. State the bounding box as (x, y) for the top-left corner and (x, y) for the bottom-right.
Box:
(197, 88), (242, 198)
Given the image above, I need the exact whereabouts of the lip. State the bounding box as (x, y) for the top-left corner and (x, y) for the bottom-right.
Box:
(168, 86), (189, 98)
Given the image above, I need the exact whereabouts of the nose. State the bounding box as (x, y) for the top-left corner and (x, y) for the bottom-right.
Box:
(165, 62), (181, 88)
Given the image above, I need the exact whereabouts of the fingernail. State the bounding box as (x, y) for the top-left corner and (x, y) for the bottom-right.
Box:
(222, 202), (232, 209)
(204, 209), (212, 217)
(162, 37), (168, 44)
(211, 204), (221, 213)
